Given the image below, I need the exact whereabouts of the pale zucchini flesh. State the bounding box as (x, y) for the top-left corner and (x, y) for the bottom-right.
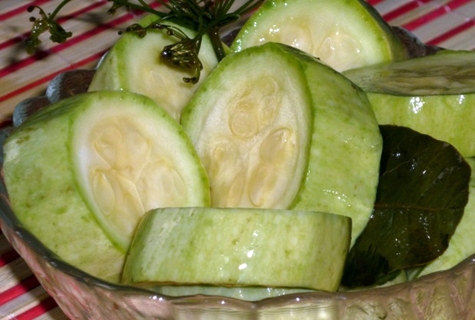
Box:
(183, 43), (313, 209)
(71, 91), (210, 251)
(231, 0), (408, 72)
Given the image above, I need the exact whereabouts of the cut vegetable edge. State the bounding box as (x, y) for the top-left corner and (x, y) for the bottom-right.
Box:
(71, 91), (210, 252)
(290, 54), (383, 246)
(343, 50), (475, 95)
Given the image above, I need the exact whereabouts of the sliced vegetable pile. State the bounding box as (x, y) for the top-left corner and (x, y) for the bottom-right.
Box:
(3, 0), (475, 300)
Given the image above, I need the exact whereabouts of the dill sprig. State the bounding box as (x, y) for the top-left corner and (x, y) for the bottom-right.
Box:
(26, 0), (263, 83)
(26, 1), (73, 54)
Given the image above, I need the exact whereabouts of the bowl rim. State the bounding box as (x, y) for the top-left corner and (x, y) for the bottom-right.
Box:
(3, 179), (475, 309)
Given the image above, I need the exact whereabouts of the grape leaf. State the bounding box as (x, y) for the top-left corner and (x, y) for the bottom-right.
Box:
(342, 125), (471, 288)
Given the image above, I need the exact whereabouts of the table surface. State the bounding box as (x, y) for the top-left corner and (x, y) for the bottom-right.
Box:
(1, 0), (475, 319)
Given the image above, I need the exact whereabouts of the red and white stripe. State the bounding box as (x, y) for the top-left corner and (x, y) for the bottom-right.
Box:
(1, 0), (474, 319)
(0, 231), (64, 319)
(371, 0), (475, 48)
(0, 0), (159, 122)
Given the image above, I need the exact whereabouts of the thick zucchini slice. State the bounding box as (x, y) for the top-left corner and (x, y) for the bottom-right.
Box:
(182, 42), (382, 244)
(344, 50), (475, 157)
(3, 91), (210, 281)
(122, 207), (351, 293)
(231, 0), (408, 72)
(88, 15), (219, 121)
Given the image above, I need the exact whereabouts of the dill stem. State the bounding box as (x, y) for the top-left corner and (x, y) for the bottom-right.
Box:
(208, 26), (226, 61)
(51, 0), (71, 19)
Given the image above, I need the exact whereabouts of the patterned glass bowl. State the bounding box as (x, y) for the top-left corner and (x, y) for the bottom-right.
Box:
(2, 174), (475, 319)
(1, 28), (475, 319)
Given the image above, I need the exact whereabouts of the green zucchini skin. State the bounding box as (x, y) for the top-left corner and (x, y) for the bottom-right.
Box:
(344, 50), (475, 157)
(122, 207), (351, 293)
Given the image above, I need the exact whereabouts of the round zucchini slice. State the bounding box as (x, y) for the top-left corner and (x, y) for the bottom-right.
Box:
(88, 15), (219, 121)
(231, 0), (408, 72)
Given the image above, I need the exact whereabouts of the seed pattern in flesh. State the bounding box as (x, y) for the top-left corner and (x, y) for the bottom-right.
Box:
(89, 118), (187, 237)
(317, 29), (362, 71)
(262, 21), (361, 72)
(206, 79), (298, 208)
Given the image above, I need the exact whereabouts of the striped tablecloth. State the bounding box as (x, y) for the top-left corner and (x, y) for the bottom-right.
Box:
(1, 0), (475, 319)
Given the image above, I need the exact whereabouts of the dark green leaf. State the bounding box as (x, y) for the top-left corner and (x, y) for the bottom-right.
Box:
(342, 125), (471, 288)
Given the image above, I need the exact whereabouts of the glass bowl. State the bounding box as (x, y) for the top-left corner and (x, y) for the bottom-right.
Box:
(2, 166), (475, 319)
(1, 28), (475, 320)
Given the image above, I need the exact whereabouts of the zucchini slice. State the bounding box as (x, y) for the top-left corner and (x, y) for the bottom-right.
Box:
(88, 15), (220, 121)
(182, 42), (382, 244)
(344, 50), (475, 157)
(122, 207), (351, 293)
(231, 0), (408, 72)
(3, 91), (210, 281)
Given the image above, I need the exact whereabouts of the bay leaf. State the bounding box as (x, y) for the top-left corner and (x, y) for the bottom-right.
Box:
(342, 125), (471, 288)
